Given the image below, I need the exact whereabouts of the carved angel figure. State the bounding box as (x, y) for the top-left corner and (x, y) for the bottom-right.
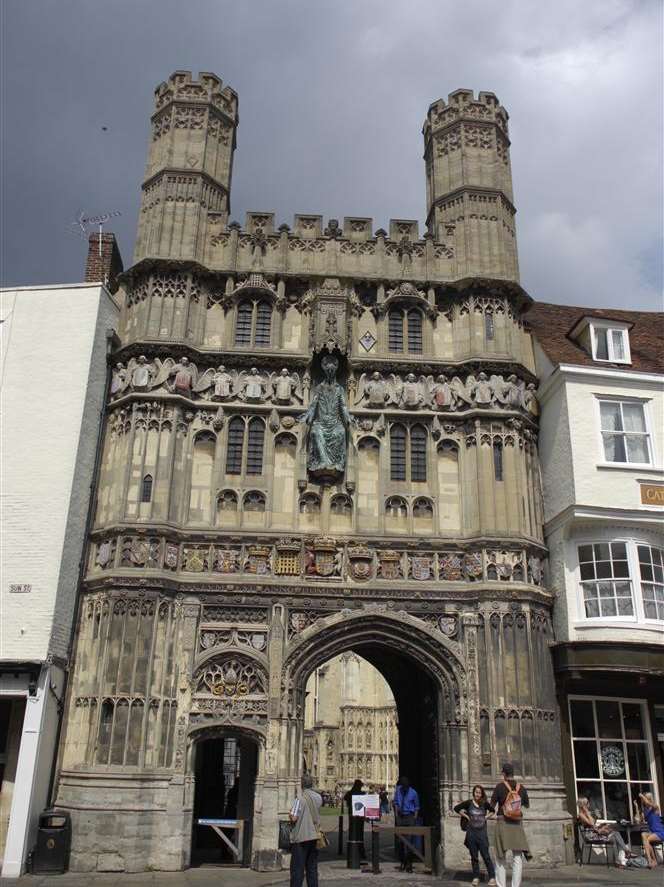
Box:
(450, 376), (473, 410)
(356, 372), (389, 409)
(239, 367), (266, 402)
(431, 374), (454, 410)
(129, 355), (152, 391)
(474, 372), (493, 406)
(400, 373), (425, 409)
(169, 357), (197, 395)
(271, 368), (302, 404)
(193, 365), (236, 400)
(110, 362), (128, 398)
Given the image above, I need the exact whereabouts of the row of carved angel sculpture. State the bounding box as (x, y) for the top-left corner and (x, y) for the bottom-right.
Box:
(111, 357), (308, 404)
(110, 357), (538, 416)
(356, 371), (538, 415)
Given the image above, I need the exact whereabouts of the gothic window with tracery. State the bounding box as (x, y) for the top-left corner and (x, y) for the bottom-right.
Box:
(225, 417), (266, 476)
(246, 418), (265, 475)
(410, 424), (427, 481)
(226, 418), (244, 474)
(385, 495), (408, 517)
(390, 423), (427, 482)
(234, 299), (273, 347)
(243, 491), (266, 512)
(493, 440), (504, 482)
(330, 494), (352, 516)
(390, 424), (407, 481)
(141, 474), (153, 503)
(388, 307), (423, 354)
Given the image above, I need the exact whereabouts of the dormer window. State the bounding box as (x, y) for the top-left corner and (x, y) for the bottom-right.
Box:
(592, 323), (629, 363)
(568, 316), (632, 364)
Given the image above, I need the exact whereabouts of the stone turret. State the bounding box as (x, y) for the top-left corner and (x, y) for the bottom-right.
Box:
(133, 70), (238, 263)
(423, 89), (519, 281)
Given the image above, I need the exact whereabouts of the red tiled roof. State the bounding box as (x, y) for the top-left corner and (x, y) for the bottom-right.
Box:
(524, 302), (664, 374)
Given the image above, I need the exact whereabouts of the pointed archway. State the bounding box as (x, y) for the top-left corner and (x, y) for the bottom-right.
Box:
(279, 608), (471, 868)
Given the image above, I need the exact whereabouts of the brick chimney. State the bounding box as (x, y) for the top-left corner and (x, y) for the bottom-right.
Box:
(85, 232), (124, 293)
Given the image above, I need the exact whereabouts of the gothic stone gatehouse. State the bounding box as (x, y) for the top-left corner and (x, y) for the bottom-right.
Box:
(55, 71), (567, 872)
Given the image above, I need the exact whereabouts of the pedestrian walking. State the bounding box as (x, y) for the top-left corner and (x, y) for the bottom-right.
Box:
(454, 785), (497, 886)
(490, 763), (529, 887)
(344, 778), (367, 860)
(289, 774), (323, 887)
(393, 775), (420, 873)
(379, 786), (390, 816)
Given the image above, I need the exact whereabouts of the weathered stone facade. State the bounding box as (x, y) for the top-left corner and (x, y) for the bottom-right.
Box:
(55, 71), (569, 872)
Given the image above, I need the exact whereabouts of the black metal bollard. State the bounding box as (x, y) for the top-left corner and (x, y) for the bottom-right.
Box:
(371, 824), (380, 874)
(338, 814), (343, 856)
(347, 839), (362, 869)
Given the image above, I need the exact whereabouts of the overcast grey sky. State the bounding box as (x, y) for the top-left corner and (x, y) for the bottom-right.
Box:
(2, 0), (662, 309)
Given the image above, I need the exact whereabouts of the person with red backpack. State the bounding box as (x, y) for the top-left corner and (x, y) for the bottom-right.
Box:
(490, 763), (530, 887)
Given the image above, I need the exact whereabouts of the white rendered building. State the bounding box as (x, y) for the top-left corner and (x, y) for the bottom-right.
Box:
(0, 279), (119, 876)
(528, 302), (664, 824)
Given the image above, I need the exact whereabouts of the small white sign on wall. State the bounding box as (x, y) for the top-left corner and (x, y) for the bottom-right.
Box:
(9, 583), (32, 593)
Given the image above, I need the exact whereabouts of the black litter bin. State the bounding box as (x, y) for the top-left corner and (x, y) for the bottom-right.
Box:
(31, 809), (71, 874)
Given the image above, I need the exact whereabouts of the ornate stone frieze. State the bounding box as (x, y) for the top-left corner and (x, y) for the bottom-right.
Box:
(353, 369), (537, 415)
(111, 359), (309, 406)
(93, 534), (547, 589)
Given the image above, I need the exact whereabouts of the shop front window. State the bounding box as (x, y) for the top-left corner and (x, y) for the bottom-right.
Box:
(569, 697), (657, 822)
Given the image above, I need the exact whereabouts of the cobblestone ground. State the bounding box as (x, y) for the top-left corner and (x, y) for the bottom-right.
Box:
(4, 861), (663, 887)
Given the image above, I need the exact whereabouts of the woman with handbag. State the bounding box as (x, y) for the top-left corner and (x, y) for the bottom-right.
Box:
(289, 774), (324, 887)
(454, 785), (497, 886)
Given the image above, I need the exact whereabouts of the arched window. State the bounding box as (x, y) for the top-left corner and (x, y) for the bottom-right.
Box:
(407, 309), (423, 353)
(216, 490), (238, 527)
(385, 496), (408, 517)
(390, 424), (427, 482)
(390, 424), (407, 481)
(330, 494), (352, 516)
(141, 474), (153, 503)
(234, 299), (273, 347)
(388, 306), (424, 354)
(493, 440), (504, 482)
(246, 418), (265, 475)
(299, 492), (321, 514)
(410, 424), (427, 481)
(217, 489), (238, 511)
(243, 491), (266, 512)
(225, 417), (244, 474)
(255, 301), (272, 346)
(388, 309), (404, 352)
(413, 497), (433, 519)
(235, 301), (253, 345)
(485, 312), (495, 341)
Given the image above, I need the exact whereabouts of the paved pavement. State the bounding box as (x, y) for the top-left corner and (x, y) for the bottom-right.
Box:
(3, 861), (663, 887)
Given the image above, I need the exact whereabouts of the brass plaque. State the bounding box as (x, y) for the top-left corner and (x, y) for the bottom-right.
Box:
(640, 483), (664, 506)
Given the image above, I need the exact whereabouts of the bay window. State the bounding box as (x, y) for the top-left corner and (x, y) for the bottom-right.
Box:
(577, 540), (664, 623)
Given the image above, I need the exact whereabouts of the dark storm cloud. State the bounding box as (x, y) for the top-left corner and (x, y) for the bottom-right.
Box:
(2, 0), (662, 309)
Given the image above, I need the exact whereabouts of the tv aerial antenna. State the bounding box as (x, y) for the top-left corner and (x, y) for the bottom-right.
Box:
(69, 210), (122, 255)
